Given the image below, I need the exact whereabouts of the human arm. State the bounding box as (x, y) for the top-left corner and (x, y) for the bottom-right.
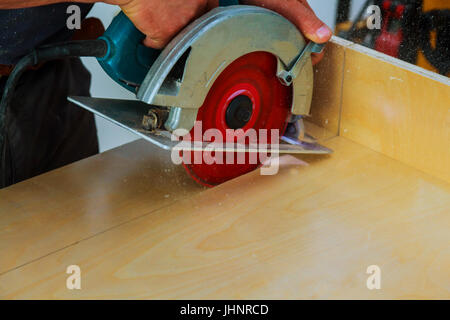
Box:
(1, 0), (331, 62)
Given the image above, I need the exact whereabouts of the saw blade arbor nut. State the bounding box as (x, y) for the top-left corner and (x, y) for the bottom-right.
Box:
(142, 108), (168, 132)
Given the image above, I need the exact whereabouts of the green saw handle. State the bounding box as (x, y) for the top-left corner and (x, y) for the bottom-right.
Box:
(98, 0), (239, 92)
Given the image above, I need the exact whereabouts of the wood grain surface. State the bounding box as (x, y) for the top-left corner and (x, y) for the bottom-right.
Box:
(0, 141), (203, 275)
(1, 38), (449, 299)
(309, 40), (345, 139)
(310, 37), (450, 184)
(1, 137), (449, 299)
(339, 42), (450, 184)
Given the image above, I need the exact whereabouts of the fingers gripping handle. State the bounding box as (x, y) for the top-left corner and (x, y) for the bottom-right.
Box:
(98, 0), (240, 93)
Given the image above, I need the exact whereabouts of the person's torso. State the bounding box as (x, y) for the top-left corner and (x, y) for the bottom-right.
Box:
(0, 3), (93, 65)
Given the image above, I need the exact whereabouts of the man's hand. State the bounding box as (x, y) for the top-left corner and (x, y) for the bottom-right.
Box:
(113, 0), (332, 64)
(109, 0), (209, 49)
(2, 0), (332, 63)
(240, 0), (332, 64)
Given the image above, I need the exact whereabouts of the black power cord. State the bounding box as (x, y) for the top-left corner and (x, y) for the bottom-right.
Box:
(0, 39), (108, 187)
(0, 39), (107, 123)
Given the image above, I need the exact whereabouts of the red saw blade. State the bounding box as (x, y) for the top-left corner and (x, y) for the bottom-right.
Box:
(181, 51), (292, 187)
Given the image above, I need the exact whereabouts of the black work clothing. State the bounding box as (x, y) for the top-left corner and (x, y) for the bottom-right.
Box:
(0, 58), (98, 188)
(0, 3), (93, 65)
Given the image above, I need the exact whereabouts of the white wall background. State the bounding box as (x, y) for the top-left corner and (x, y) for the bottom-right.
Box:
(82, 4), (137, 152)
(83, 0), (367, 152)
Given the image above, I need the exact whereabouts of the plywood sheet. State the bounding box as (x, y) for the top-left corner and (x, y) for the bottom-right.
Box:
(310, 37), (450, 183)
(338, 40), (450, 183)
(0, 141), (203, 274)
(1, 137), (449, 299)
(309, 41), (345, 139)
(1, 38), (449, 300)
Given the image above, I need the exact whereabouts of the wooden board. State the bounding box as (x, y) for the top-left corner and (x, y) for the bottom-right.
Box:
(310, 37), (450, 183)
(0, 137), (449, 299)
(1, 37), (449, 299)
(0, 141), (203, 275)
(308, 40), (345, 139)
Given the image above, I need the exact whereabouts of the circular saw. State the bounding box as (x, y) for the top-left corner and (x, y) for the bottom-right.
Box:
(68, 0), (332, 187)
